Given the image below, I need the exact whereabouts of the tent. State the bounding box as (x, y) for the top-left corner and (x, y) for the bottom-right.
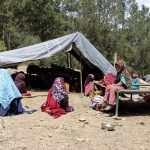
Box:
(0, 32), (116, 92)
(0, 32), (115, 74)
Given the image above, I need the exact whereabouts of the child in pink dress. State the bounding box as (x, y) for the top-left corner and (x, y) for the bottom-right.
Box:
(103, 60), (131, 111)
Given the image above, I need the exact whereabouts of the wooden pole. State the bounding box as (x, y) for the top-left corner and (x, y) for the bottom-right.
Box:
(66, 53), (69, 68)
(114, 52), (117, 67)
(80, 54), (83, 93)
(69, 52), (72, 68)
(68, 52), (71, 68)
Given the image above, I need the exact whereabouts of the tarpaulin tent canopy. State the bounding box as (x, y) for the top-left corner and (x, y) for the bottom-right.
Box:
(0, 32), (115, 74)
(0, 32), (116, 92)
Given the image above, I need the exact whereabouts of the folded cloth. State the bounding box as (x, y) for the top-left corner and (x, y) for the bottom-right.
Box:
(0, 69), (22, 109)
(24, 109), (37, 114)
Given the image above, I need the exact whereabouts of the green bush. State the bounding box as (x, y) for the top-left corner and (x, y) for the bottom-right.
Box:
(0, 41), (6, 51)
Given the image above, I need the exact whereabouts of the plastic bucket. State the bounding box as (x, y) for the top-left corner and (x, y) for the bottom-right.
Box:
(65, 83), (70, 92)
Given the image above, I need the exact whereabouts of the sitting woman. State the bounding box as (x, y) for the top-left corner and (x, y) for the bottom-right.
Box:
(103, 60), (131, 111)
(14, 72), (31, 96)
(84, 74), (95, 96)
(0, 69), (23, 116)
(41, 77), (74, 118)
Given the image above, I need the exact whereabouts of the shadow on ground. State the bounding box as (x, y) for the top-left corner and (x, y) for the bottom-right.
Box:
(108, 101), (150, 117)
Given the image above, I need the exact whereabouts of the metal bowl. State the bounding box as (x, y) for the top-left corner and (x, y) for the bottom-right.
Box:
(101, 122), (116, 131)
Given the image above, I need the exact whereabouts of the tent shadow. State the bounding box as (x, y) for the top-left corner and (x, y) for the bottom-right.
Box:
(108, 101), (150, 117)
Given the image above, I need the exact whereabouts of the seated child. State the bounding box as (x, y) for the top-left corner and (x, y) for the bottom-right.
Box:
(130, 72), (150, 89)
(90, 73), (116, 111)
(131, 71), (140, 90)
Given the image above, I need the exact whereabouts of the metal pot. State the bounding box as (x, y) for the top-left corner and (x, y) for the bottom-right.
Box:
(101, 122), (116, 131)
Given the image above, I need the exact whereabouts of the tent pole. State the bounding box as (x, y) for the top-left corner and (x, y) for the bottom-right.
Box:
(80, 54), (83, 93)
(66, 53), (69, 68)
(114, 52), (117, 67)
(69, 53), (71, 68)
(68, 52), (71, 68)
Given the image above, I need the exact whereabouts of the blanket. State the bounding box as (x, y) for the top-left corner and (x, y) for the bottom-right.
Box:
(0, 69), (22, 109)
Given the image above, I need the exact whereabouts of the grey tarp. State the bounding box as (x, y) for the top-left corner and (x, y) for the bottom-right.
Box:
(0, 32), (116, 74)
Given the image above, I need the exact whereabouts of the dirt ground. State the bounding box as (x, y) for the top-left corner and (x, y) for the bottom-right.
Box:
(0, 91), (150, 150)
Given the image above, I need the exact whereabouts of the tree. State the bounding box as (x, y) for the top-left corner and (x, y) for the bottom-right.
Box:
(0, 40), (6, 51)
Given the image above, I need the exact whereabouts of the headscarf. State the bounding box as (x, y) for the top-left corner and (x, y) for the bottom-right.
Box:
(0, 69), (22, 109)
(41, 77), (74, 118)
(51, 77), (68, 105)
(104, 73), (116, 85)
(115, 60), (126, 70)
(14, 72), (27, 94)
(115, 60), (131, 86)
(84, 74), (94, 86)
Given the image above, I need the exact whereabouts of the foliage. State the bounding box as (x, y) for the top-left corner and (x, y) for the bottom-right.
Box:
(0, 0), (150, 74)
(0, 40), (6, 51)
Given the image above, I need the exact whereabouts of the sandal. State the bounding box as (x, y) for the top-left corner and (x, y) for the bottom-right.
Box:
(104, 105), (114, 111)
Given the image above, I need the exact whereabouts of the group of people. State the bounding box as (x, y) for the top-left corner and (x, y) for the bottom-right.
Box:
(84, 59), (150, 111)
(0, 59), (149, 118)
(0, 69), (33, 116)
(0, 68), (74, 118)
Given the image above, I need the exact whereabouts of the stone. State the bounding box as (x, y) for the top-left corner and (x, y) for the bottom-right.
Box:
(118, 123), (122, 126)
(84, 121), (89, 124)
(77, 138), (86, 142)
(140, 122), (145, 125)
(112, 116), (121, 120)
(79, 118), (86, 122)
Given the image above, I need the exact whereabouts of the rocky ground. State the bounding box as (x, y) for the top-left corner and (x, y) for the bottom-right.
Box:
(0, 91), (150, 150)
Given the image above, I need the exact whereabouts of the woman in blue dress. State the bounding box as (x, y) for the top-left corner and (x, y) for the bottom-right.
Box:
(0, 69), (23, 116)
